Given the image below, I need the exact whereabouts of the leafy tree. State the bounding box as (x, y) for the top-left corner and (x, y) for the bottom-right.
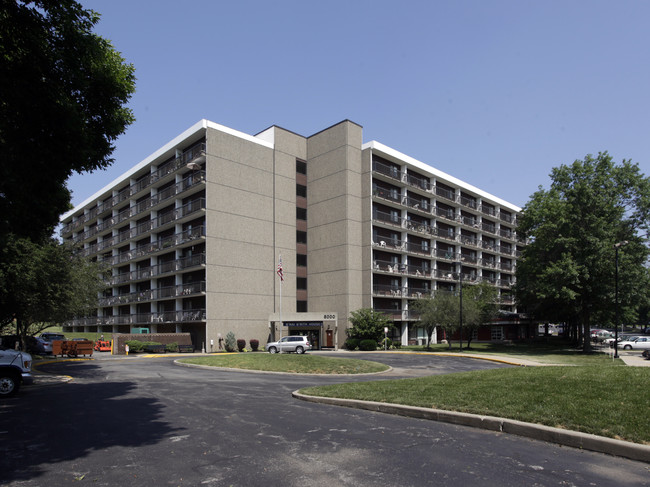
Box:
(0, 0), (136, 241)
(0, 236), (106, 348)
(411, 290), (459, 349)
(515, 152), (650, 352)
(462, 282), (499, 348)
(347, 308), (394, 342)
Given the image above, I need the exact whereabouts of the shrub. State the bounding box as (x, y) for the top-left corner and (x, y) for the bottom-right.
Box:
(224, 332), (236, 352)
(359, 339), (377, 351)
(249, 339), (259, 351)
(380, 337), (392, 349)
(344, 338), (360, 350)
(166, 342), (179, 353)
(125, 340), (144, 352)
(236, 338), (246, 352)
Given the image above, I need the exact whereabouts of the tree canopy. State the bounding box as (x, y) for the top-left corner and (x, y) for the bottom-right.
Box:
(515, 152), (650, 351)
(0, 236), (106, 344)
(0, 0), (136, 241)
(412, 281), (499, 349)
(347, 308), (394, 342)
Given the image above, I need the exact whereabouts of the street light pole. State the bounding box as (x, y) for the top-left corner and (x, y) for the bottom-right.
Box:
(613, 241), (628, 359)
(459, 270), (463, 352)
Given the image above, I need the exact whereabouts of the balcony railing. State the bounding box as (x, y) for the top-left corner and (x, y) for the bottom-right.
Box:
(107, 253), (206, 285)
(372, 159), (402, 181)
(100, 225), (206, 266)
(372, 284), (404, 297)
(372, 186), (401, 203)
(99, 281), (206, 307)
(70, 173), (205, 244)
(66, 308), (206, 327)
(435, 186), (455, 201)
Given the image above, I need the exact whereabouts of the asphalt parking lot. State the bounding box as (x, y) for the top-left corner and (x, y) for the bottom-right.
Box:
(1, 352), (649, 487)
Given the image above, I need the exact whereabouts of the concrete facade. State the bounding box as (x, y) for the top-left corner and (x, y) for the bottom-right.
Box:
(60, 119), (523, 350)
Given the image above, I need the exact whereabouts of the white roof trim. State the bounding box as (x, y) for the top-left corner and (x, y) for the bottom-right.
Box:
(61, 120), (274, 221)
(362, 141), (522, 212)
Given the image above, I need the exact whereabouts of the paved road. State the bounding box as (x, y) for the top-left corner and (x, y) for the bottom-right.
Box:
(1, 353), (648, 486)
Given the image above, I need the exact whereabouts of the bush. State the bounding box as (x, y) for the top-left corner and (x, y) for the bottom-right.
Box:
(166, 342), (179, 353)
(344, 338), (360, 350)
(359, 339), (377, 351)
(249, 339), (259, 351)
(236, 338), (246, 352)
(380, 337), (392, 349)
(224, 332), (236, 352)
(125, 340), (144, 352)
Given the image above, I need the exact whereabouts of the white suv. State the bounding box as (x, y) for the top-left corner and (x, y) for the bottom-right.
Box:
(265, 336), (312, 354)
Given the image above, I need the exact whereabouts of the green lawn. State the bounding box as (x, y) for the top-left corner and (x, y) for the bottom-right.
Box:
(300, 366), (650, 444)
(180, 353), (389, 374)
(400, 340), (623, 365)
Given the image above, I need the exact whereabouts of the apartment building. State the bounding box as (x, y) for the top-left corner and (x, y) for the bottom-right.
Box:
(60, 119), (523, 350)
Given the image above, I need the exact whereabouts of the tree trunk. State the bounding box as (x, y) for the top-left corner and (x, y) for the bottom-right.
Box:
(582, 308), (592, 352)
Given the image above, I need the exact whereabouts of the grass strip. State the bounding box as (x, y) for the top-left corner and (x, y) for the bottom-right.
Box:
(300, 366), (650, 444)
(180, 353), (389, 374)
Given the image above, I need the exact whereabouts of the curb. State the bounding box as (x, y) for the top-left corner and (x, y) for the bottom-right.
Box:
(292, 391), (650, 464)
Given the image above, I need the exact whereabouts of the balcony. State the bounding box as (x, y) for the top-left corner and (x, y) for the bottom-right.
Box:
(372, 308), (407, 321)
(372, 186), (401, 204)
(100, 225), (206, 266)
(70, 173), (205, 245)
(67, 308), (207, 327)
(372, 238), (403, 251)
(435, 186), (455, 202)
(99, 281), (206, 307)
(107, 253), (206, 286)
(373, 284), (404, 297)
(372, 159), (402, 181)
(405, 174), (432, 192)
(433, 248), (456, 260)
(373, 209), (402, 228)
(404, 241), (431, 256)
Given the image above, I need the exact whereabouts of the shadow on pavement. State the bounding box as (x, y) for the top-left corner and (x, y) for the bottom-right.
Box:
(0, 373), (182, 484)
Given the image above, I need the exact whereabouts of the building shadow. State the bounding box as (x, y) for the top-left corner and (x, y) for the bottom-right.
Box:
(0, 366), (182, 484)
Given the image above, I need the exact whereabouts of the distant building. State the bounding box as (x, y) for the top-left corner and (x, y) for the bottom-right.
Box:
(60, 120), (523, 350)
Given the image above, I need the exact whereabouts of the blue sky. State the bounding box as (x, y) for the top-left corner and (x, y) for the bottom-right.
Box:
(68, 0), (650, 209)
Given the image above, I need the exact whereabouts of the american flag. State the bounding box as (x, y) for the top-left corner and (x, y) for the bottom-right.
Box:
(277, 255), (284, 281)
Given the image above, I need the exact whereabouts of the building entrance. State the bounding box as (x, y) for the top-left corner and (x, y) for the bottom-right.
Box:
(287, 324), (322, 350)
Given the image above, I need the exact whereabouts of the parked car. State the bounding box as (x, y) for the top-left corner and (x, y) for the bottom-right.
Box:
(618, 336), (650, 350)
(0, 343), (33, 396)
(603, 334), (639, 347)
(592, 330), (614, 342)
(39, 333), (66, 342)
(31, 337), (53, 355)
(265, 336), (312, 354)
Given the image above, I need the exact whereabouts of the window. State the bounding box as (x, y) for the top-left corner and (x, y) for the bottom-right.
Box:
(491, 326), (504, 341)
(296, 231), (307, 244)
(297, 254), (307, 267)
(297, 300), (307, 312)
(296, 184), (307, 198)
(297, 277), (307, 290)
(297, 207), (307, 220)
(296, 160), (307, 175)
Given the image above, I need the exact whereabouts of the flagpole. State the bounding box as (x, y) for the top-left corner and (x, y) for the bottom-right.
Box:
(277, 254), (283, 337)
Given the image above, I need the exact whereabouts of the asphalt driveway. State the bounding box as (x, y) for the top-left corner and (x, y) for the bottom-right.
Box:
(1, 353), (648, 487)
